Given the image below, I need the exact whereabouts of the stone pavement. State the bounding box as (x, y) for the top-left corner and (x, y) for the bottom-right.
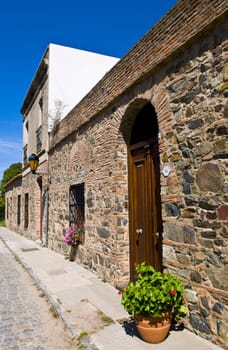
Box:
(0, 235), (74, 350)
(0, 227), (222, 350)
(0, 240), (47, 349)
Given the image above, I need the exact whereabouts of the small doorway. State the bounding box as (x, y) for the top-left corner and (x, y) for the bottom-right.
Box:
(128, 103), (162, 280)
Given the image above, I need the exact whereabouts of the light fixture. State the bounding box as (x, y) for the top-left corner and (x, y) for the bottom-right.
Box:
(28, 153), (39, 174)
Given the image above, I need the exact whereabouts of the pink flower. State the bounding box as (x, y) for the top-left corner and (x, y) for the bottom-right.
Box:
(170, 290), (177, 295)
(64, 237), (71, 244)
(64, 222), (84, 246)
(66, 226), (73, 234)
(118, 290), (122, 295)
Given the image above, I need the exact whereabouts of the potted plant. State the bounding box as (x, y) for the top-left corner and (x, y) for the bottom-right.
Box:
(64, 222), (84, 261)
(121, 262), (188, 343)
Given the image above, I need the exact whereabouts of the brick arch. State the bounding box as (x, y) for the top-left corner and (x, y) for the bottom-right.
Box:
(119, 98), (150, 146)
(69, 140), (90, 174)
(130, 103), (159, 145)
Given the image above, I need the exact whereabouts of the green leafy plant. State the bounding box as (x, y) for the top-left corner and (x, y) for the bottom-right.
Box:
(121, 262), (188, 321)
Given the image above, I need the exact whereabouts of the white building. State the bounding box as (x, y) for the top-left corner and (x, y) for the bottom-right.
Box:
(19, 43), (119, 243)
(21, 43), (119, 172)
(48, 44), (120, 129)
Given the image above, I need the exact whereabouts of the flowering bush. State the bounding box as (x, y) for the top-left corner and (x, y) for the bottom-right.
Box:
(121, 262), (188, 321)
(64, 223), (83, 246)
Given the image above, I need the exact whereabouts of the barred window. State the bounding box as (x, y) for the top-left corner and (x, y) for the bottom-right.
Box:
(69, 184), (85, 226)
(23, 144), (28, 166)
(36, 126), (42, 153)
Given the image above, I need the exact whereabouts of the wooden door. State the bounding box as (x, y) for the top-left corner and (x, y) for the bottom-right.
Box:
(128, 140), (162, 280)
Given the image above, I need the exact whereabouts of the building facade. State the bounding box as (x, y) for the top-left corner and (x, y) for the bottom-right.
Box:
(4, 174), (22, 233)
(5, 0), (228, 347)
(7, 44), (119, 242)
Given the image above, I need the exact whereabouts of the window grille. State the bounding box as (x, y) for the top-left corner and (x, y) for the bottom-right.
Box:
(23, 145), (28, 165)
(69, 184), (85, 226)
(36, 126), (42, 153)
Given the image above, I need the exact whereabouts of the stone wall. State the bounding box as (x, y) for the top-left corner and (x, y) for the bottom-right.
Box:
(48, 111), (130, 285)
(4, 175), (22, 234)
(6, 161), (49, 243)
(159, 21), (228, 348)
(48, 9), (228, 348)
(21, 172), (42, 242)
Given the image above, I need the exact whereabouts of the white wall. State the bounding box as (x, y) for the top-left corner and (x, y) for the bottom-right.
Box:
(48, 43), (119, 129)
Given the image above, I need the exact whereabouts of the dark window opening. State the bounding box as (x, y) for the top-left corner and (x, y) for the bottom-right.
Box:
(69, 184), (85, 226)
(17, 195), (21, 226)
(24, 193), (29, 228)
(23, 144), (28, 166)
(36, 126), (42, 153)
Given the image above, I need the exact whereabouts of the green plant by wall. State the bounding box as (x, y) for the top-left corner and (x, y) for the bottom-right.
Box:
(121, 262), (188, 321)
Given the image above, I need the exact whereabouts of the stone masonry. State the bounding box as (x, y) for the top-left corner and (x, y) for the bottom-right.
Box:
(47, 3), (228, 347)
(5, 0), (228, 347)
(4, 175), (22, 234)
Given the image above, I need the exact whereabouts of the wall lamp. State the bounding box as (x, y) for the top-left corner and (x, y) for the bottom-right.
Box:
(28, 153), (39, 174)
(28, 153), (49, 175)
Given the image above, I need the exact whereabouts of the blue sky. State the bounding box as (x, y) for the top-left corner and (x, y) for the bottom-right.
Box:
(0, 0), (177, 180)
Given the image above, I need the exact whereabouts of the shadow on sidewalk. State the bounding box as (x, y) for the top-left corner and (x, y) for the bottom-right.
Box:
(122, 318), (140, 338)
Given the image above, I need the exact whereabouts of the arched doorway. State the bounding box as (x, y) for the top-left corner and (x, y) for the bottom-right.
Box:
(128, 103), (162, 280)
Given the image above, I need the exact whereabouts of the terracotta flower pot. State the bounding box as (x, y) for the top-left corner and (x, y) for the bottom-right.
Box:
(135, 314), (171, 343)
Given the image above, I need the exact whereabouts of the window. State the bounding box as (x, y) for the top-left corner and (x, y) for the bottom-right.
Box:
(23, 144), (28, 165)
(36, 126), (42, 153)
(17, 195), (21, 226)
(24, 193), (29, 228)
(69, 184), (85, 226)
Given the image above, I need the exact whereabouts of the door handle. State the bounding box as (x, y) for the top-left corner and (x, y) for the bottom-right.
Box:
(136, 228), (143, 235)
(155, 232), (162, 238)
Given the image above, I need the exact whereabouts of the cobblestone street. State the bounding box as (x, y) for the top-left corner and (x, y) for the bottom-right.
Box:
(0, 239), (76, 350)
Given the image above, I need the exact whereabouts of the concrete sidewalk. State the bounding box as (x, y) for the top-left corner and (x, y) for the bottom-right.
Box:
(0, 227), (222, 350)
